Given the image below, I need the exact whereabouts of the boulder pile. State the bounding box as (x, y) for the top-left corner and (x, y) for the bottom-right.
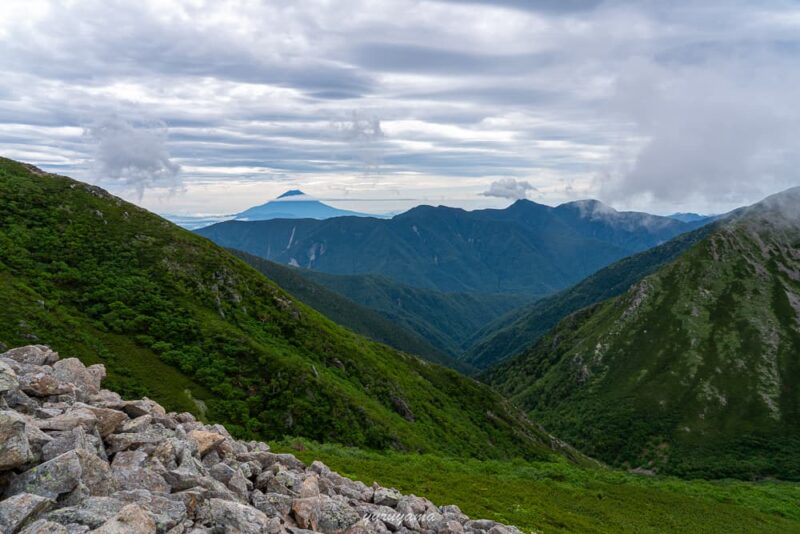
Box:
(0, 345), (525, 534)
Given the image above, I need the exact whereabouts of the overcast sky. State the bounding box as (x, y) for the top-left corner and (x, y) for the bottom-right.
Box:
(1, 0), (799, 216)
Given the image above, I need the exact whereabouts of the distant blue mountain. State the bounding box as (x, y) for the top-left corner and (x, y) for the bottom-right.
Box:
(235, 190), (377, 221)
(198, 198), (710, 295)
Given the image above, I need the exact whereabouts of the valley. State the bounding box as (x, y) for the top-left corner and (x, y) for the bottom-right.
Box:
(3, 2), (798, 531)
(2, 157), (799, 533)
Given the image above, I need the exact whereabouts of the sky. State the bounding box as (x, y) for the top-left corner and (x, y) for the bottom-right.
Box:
(1, 0), (799, 217)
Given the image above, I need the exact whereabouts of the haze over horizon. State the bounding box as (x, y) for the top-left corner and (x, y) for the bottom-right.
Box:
(2, 0), (799, 217)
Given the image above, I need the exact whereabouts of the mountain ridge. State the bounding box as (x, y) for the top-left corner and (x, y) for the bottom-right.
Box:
(198, 197), (707, 295)
(0, 157), (576, 461)
(483, 186), (800, 478)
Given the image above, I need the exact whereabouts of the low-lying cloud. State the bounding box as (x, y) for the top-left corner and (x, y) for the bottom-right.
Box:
(84, 115), (181, 198)
(600, 48), (800, 205)
(481, 178), (536, 199)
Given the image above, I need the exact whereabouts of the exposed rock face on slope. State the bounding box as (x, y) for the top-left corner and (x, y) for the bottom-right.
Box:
(0, 345), (524, 534)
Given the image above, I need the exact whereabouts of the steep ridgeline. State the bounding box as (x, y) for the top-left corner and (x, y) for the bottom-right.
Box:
(484, 188), (800, 479)
(0, 157), (578, 462)
(229, 250), (469, 371)
(463, 225), (716, 370)
(0, 345), (528, 534)
(197, 199), (706, 295)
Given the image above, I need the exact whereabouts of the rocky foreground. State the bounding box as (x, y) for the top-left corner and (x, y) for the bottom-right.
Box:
(0, 346), (525, 534)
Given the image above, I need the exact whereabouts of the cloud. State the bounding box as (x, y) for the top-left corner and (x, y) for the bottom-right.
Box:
(481, 178), (537, 199)
(1, 0), (799, 215)
(599, 47), (800, 205)
(84, 115), (181, 197)
(334, 111), (387, 176)
(436, 0), (605, 14)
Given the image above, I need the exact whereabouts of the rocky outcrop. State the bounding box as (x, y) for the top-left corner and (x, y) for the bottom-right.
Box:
(0, 345), (524, 534)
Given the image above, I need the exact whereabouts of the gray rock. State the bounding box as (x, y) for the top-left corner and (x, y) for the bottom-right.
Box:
(256, 465), (302, 496)
(89, 503), (156, 534)
(18, 370), (74, 397)
(113, 490), (187, 533)
(2, 346), (59, 366)
(45, 497), (126, 529)
(418, 512), (446, 531)
(106, 429), (173, 455)
(35, 407), (98, 432)
(75, 404), (128, 437)
(0, 410), (34, 470)
(25, 423), (53, 463)
(227, 468), (250, 500)
(117, 415), (152, 434)
(439, 520), (464, 534)
(0, 492), (54, 533)
(196, 498), (270, 534)
(42, 427), (106, 462)
(251, 489), (293, 517)
(440, 504), (469, 524)
(487, 527), (524, 534)
(208, 463), (235, 484)
(398, 496), (433, 516)
(187, 430), (225, 457)
(52, 359), (104, 395)
(7, 449), (116, 500)
(19, 519), (70, 534)
(162, 448), (208, 492)
(90, 390), (123, 405)
(344, 518), (389, 534)
(373, 486), (402, 508)
(5, 388), (40, 415)
(464, 519), (500, 532)
(0, 359), (19, 394)
(0, 345), (529, 534)
(292, 495), (361, 534)
(111, 450), (170, 493)
(118, 398), (166, 419)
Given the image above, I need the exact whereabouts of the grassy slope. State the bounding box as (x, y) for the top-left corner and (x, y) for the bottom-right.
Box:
(278, 441), (800, 534)
(298, 269), (532, 357)
(0, 157), (571, 461)
(463, 226), (715, 370)
(485, 197), (800, 478)
(229, 250), (468, 371)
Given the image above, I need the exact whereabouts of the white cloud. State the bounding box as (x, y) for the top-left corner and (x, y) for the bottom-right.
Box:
(0, 0), (798, 215)
(481, 178), (537, 199)
(84, 115), (181, 198)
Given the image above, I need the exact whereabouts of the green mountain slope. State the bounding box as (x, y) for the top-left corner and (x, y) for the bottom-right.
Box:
(229, 250), (467, 370)
(464, 225), (715, 370)
(298, 270), (532, 357)
(197, 199), (705, 295)
(484, 188), (800, 479)
(0, 157), (578, 462)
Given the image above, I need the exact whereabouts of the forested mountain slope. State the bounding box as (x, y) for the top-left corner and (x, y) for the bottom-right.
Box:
(198, 199), (705, 295)
(464, 225), (715, 369)
(0, 157), (579, 462)
(485, 188), (800, 478)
